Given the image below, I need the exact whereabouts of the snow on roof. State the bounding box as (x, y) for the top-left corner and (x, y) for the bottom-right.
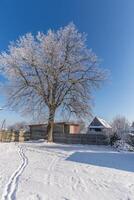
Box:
(89, 117), (112, 129)
(97, 117), (112, 129)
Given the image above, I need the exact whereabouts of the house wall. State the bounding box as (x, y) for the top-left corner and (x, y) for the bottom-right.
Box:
(88, 128), (112, 136)
(70, 125), (80, 134)
(89, 128), (102, 132)
(90, 117), (102, 126)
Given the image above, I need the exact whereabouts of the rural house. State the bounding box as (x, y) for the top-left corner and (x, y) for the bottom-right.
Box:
(88, 117), (112, 134)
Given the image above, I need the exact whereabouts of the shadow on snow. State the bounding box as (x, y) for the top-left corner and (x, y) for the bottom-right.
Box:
(25, 141), (134, 173)
(66, 151), (134, 173)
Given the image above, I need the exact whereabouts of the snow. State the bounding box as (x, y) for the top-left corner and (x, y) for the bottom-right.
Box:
(97, 117), (112, 129)
(114, 140), (134, 152)
(0, 142), (134, 200)
(129, 132), (134, 136)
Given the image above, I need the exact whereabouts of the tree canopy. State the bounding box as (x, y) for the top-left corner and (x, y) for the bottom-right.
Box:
(0, 23), (107, 141)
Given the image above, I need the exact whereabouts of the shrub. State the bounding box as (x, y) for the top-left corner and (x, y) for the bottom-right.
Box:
(110, 133), (120, 146)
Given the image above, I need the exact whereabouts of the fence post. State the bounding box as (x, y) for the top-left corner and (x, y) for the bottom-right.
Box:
(96, 134), (97, 145)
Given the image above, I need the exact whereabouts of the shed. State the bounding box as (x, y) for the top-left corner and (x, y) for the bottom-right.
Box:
(29, 122), (80, 140)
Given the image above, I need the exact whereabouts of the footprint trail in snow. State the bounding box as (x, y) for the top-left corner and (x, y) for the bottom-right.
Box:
(1, 145), (28, 200)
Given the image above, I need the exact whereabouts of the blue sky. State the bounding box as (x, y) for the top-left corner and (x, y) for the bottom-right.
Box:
(0, 0), (134, 125)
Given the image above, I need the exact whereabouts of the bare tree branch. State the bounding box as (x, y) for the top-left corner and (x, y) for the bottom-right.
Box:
(0, 23), (107, 142)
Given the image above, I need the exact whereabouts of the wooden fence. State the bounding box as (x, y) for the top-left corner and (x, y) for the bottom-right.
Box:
(29, 128), (110, 145)
(29, 125), (47, 140)
(53, 132), (110, 145)
(0, 129), (110, 145)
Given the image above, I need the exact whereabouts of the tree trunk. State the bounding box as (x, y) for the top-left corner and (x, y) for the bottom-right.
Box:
(47, 108), (55, 142)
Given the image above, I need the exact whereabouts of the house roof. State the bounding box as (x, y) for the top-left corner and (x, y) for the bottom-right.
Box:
(97, 117), (112, 128)
(89, 117), (112, 129)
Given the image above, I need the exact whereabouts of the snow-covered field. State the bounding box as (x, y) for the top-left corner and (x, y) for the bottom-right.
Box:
(0, 142), (134, 200)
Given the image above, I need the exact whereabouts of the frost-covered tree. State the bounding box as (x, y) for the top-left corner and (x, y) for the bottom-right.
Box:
(8, 121), (28, 131)
(0, 23), (106, 142)
(111, 116), (130, 139)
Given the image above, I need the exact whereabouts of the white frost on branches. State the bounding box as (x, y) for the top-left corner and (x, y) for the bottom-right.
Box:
(111, 116), (130, 139)
(0, 23), (106, 122)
